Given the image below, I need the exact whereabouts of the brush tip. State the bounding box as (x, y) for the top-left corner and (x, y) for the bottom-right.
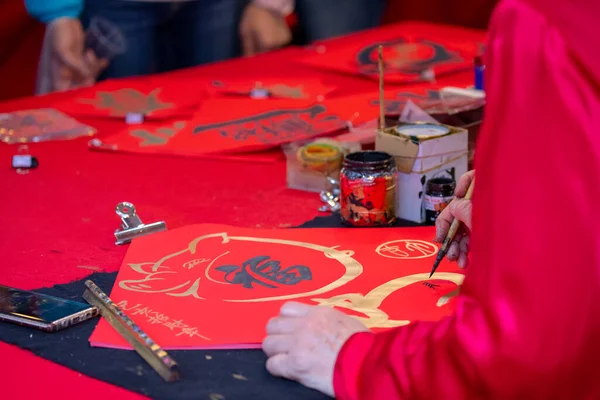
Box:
(429, 256), (441, 278)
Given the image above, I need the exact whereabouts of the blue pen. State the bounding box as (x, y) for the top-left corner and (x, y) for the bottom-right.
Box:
(474, 56), (485, 91)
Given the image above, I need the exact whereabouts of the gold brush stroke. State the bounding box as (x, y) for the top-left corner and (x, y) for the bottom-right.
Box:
(79, 88), (174, 116)
(166, 278), (204, 299)
(437, 287), (460, 307)
(312, 272), (464, 328)
(119, 232), (363, 303)
(121, 263), (205, 299)
(117, 300), (210, 341)
(268, 84), (306, 99)
(204, 251), (232, 285)
(375, 240), (438, 260)
(130, 121), (187, 147)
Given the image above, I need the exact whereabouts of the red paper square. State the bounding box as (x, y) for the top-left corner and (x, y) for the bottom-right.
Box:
(89, 224), (464, 350)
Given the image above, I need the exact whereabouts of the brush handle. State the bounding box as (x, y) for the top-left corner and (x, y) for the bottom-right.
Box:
(378, 45), (385, 131)
(442, 176), (475, 249)
(464, 176), (476, 200)
(431, 177), (475, 277)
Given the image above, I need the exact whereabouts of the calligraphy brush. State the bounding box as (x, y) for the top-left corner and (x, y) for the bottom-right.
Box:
(378, 44), (385, 131)
(429, 177), (475, 278)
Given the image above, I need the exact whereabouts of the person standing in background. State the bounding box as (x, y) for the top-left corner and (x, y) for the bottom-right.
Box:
(26, 0), (292, 93)
(293, 0), (386, 43)
(25, 0), (386, 94)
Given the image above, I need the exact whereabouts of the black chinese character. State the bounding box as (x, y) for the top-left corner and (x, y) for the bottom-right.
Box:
(215, 256), (312, 289)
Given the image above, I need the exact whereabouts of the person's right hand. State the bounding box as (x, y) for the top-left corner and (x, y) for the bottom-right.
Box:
(48, 18), (107, 92)
(435, 170), (475, 268)
(239, 3), (292, 57)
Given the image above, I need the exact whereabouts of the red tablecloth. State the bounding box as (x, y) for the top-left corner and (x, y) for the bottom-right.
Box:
(0, 24), (484, 398)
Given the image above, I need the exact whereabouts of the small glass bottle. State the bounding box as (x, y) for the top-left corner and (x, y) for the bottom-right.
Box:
(340, 151), (397, 227)
(423, 177), (456, 225)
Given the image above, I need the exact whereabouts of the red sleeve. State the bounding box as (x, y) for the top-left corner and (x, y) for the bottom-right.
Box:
(333, 1), (600, 399)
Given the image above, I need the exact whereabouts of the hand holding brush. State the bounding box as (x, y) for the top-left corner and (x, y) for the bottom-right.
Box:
(431, 171), (475, 276)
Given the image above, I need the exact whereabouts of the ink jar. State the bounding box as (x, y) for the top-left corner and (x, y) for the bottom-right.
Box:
(423, 177), (456, 225)
(340, 151), (397, 227)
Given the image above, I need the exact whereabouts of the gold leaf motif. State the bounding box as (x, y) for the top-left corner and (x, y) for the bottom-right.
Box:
(129, 121), (186, 147)
(79, 88), (174, 116)
(267, 84), (307, 99)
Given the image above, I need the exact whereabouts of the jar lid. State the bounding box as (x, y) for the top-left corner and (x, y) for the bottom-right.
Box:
(395, 123), (450, 139)
(426, 177), (456, 192)
(297, 142), (343, 172)
(343, 151), (394, 170)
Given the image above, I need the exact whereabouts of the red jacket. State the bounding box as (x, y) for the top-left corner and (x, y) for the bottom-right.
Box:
(333, 0), (600, 398)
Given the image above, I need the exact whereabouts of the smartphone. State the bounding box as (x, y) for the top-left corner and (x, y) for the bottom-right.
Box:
(0, 284), (99, 332)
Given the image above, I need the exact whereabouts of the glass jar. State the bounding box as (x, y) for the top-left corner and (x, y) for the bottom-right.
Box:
(340, 151), (397, 227)
(423, 177), (456, 225)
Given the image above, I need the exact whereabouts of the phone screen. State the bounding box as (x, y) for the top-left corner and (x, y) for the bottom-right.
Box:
(0, 284), (95, 328)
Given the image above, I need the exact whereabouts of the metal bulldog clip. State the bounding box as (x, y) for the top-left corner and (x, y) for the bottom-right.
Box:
(318, 177), (341, 213)
(114, 202), (166, 245)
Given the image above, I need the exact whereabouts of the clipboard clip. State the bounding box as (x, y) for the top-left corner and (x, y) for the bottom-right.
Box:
(114, 202), (166, 245)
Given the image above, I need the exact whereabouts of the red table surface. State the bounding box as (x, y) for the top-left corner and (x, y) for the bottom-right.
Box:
(0, 47), (351, 399)
(0, 32), (478, 397)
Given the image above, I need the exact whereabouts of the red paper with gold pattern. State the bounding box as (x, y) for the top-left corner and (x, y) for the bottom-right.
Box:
(88, 120), (284, 163)
(86, 77), (476, 159)
(207, 78), (337, 100)
(86, 95), (377, 160)
(55, 77), (205, 120)
(150, 97), (374, 155)
(89, 224), (463, 350)
(299, 21), (486, 83)
(87, 98), (357, 158)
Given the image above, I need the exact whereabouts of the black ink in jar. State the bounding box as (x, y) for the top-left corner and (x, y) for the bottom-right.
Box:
(424, 177), (456, 225)
(340, 151), (397, 227)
